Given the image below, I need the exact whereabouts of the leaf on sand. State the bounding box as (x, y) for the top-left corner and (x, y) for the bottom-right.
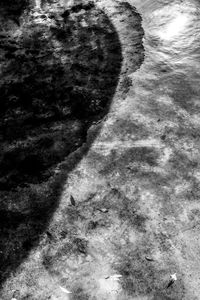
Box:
(98, 208), (109, 213)
(70, 195), (76, 206)
(145, 256), (154, 261)
(59, 286), (72, 294)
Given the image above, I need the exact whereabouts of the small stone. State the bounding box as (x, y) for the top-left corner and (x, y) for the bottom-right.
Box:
(170, 273), (177, 281)
(110, 274), (122, 281)
(54, 168), (60, 174)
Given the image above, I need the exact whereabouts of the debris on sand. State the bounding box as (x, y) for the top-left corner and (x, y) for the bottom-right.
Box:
(111, 274), (122, 281)
(70, 195), (76, 206)
(97, 208), (109, 213)
(145, 256), (154, 262)
(166, 273), (177, 288)
(46, 231), (53, 240)
(59, 286), (72, 294)
(105, 274), (122, 281)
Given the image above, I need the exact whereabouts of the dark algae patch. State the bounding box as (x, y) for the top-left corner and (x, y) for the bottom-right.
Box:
(0, 2), (122, 189)
(0, 1), (122, 285)
(0, 0), (145, 292)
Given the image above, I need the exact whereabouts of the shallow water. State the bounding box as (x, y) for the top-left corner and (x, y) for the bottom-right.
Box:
(132, 0), (200, 115)
(110, 0), (200, 298)
(75, 0), (200, 298)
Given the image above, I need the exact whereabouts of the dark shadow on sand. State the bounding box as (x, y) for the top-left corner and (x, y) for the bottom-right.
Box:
(0, 0), (144, 287)
(0, 1), (122, 286)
